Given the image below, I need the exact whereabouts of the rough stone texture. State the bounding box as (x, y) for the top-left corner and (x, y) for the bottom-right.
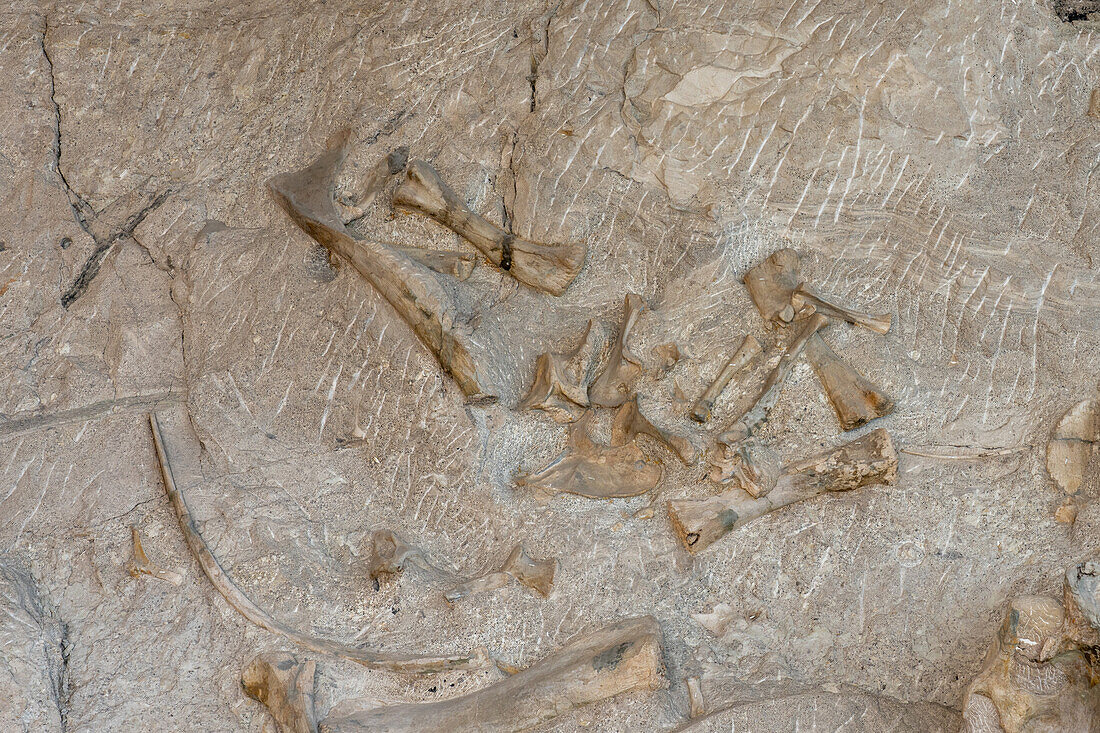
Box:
(1, 0), (1099, 730)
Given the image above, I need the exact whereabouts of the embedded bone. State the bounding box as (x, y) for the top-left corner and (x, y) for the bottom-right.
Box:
(687, 676), (706, 719)
(518, 319), (605, 422)
(127, 526), (184, 586)
(653, 342), (683, 378)
(791, 284), (892, 335)
(743, 249), (802, 324)
(804, 336), (895, 431)
(1046, 398), (1099, 499)
(1064, 558), (1100, 646)
(718, 314), (827, 445)
(365, 529), (442, 585)
(392, 159), (586, 295)
(392, 246), (475, 280)
(706, 442), (778, 497)
(612, 395), (697, 464)
(443, 545), (556, 603)
(516, 411), (663, 498)
(669, 428), (898, 553)
(589, 293), (647, 408)
(336, 146), (409, 220)
(242, 652), (320, 733)
(690, 334), (762, 423)
(267, 132), (498, 401)
(318, 616), (665, 732)
(149, 408), (488, 673)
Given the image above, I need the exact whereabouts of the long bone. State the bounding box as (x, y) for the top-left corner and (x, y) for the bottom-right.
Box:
(393, 160), (586, 295)
(317, 616), (665, 732)
(149, 407), (488, 673)
(690, 334), (762, 424)
(669, 428), (897, 553)
(791, 284), (892, 335)
(803, 335), (896, 431)
(589, 293), (647, 408)
(267, 133), (498, 401)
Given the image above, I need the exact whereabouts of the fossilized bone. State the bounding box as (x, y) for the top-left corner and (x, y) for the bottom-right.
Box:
(690, 334), (762, 424)
(242, 652), (320, 733)
(687, 676), (706, 719)
(337, 146), (409, 220)
(612, 395), (697, 464)
(790, 284), (892, 335)
(318, 616), (665, 732)
(267, 133), (498, 401)
(1047, 398), (1099, 498)
(518, 319), (605, 422)
(149, 408), (488, 673)
(365, 529), (443, 585)
(516, 411), (663, 498)
(669, 428), (898, 553)
(393, 159), (586, 295)
(443, 545), (555, 604)
(742, 249), (894, 431)
(589, 294), (647, 408)
(127, 526), (184, 586)
(706, 442), (778, 497)
(653, 342), (683, 378)
(718, 314), (827, 445)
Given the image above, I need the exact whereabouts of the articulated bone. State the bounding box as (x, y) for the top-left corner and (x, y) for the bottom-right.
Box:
(267, 134), (498, 401)
(670, 428), (897, 553)
(804, 336), (895, 431)
(791, 284), (892, 335)
(589, 294), (647, 408)
(518, 319), (605, 422)
(516, 411), (662, 498)
(393, 160), (586, 295)
(690, 334), (762, 424)
(718, 314), (827, 445)
(242, 652), (320, 733)
(150, 408), (488, 673)
(443, 545), (555, 604)
(743, 249), (802, 324)
(127, 526), (184, 586)
(706, 442), (778, 497)
(319, 616), (665, 732)
(612, 395), (697, 464)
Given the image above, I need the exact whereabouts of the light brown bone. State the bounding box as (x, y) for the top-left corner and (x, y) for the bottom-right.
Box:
(670, 428), (897, 553)
(589, 294), (647, 408)
(612, 395), (697, 464)
(149, 408), (488, 673)
(336, 146), (409, 220)
(516, 411), (663, 498)
(690, 334), (762, 424)
(1046, 398), (1099, 499)
(804, 336), (896, 432)
(790, 284), (892, 335)
(518, 319), (605, 422)
(242, 652), (320, 733)
(718, 314), (827, 445)
(319, 616), (665, 733)
(267, 132), (498, 401)
(365, 529), (443, 586)
(443, 545), (556, 604)
(127, 526), (184, 586)
(393, 160), (586, 295)
(707, 443), (779, 497)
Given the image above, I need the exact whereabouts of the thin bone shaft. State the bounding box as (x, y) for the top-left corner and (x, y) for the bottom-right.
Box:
(793, 285), (892, 334)
(690, 334), (762, 423)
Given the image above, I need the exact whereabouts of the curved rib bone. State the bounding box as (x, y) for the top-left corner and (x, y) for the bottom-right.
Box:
(127, 526), (184, 586)
(319, 616), (665, 733)
(516, 411), (662, 498)
(150, 407), (488, 673)
(393, 160), (586, 295)
(804, 336), (895, 431)
(791, 284), (892, 335)
(518, 319), (605, 422)
(589, 294), (647, 408)
(670, 428), (898, 553)
(242, 652), (320, 733)
(690, 334), (762, 424)
(612, 395), (697, 464)
(267, 134), (498, 401)
(443, 545), (556, 604)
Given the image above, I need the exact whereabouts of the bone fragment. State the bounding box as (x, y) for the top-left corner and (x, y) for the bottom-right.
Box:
(653, 343), (683, 378)
(743, 249), (802, 324)
(687, 676), (706, 719)
(336, 146), (409, 220)
(804, 336), (895, 431)
(518, 319), (605, 422)
(443, 545), (556, 603)
(127, 526), (184, 586)
(365, 529), (442, 585)
(612, 395), (697, 464)
(319, 616), (665, 733)
(670, 428), (897, 553)
(242, 652), (320, 733)
(718, 314), (827, 445)
(690, 334), (762, 423)
(589, 294), (647, 408)
(706, 443), (778, 497)
(393, 160), (586, 295)
(791, 284), (892, 335)
(516, 411), (662, 498)
(149, 407), (488, 673)
(267, 133), (498, 401)
(392, 246), (475, 280)
(1046, 398), (1099, 498)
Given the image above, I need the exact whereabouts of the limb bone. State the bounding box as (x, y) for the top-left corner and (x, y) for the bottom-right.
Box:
(242, 652), (320, 733)
(518, 319), (605, 422)
(791, 284), (892, 335)
(589, 294), (647, 408)
(612, 395), (697, 464)
(443, 545), (556, 604)
(690, 334), (762, 423)
(267, 133), (498, 401)
(804, 336), (895, 432)
(669, 428), (898, 553)
(127, 526), (184, 586)
(516, 411), (663, 498)
(319, 616), (665, 733)
(150, 407), (488, 673)
(393, 160), (586, 295)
